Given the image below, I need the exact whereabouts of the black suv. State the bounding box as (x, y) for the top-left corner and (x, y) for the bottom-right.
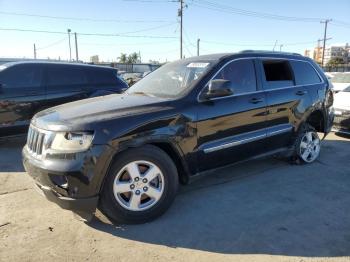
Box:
(0, 61), (128, 137)
(22, 51), (334, 224)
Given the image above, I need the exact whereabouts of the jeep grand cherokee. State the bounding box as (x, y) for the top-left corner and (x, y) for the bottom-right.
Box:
(22, 51), (334, 224)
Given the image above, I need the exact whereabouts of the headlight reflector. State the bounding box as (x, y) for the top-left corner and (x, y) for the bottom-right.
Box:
(50, 132), (93, 152)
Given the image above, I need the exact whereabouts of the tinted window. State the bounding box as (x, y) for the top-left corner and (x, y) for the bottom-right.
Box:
(291, 61), (321, 85)
(262, 60), (294, 89)
(47, 65), (87, 86)
(0, 64), (42, 88)
(214, 59), (257, 94)
(89, 69), (120, 85)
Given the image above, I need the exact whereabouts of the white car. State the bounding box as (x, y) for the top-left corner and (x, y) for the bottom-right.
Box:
(330, 72), (350, 92)
(333, 85), (350, 134)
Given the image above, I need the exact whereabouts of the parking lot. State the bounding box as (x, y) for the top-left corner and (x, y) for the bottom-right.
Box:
(0, 132), (350, 261)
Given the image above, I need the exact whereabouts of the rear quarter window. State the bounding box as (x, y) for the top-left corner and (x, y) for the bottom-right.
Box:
(262, 60), (294, 89)
(88, 68), (120, 86)
(290, 61), (322, 85)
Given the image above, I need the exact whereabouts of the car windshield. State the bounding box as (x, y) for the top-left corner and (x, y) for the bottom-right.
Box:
(343, 86), (350, 92)
(126, 60), (214, 98)
(331, 74), (350, 83)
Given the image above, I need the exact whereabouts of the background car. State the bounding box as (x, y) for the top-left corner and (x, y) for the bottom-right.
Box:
(329, 72), (350, 93)
(0, 61), (128, 137)
(333, 85), (350, 134)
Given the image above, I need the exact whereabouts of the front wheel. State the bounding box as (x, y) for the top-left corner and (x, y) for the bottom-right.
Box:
(99, 145), (179, 224)
(294, 124), (321, 164)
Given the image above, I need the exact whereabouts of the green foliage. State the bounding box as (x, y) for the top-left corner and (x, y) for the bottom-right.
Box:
(326, 57), (345, 67)
(118, 52), (140, 63)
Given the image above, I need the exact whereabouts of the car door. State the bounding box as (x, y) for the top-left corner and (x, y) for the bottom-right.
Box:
(0, 64), (45, 136)
(44, 64), (90, 107)
(257, 58), (313, 151)
(196, 58), (268, 172)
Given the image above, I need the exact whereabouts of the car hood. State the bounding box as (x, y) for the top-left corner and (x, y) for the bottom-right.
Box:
(333, 91), (350, 110)
(32, 93), (172, 131)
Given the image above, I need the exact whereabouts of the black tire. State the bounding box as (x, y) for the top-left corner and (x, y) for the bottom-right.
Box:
(99, 145), (179, 224)
(292, 123), (321, 164)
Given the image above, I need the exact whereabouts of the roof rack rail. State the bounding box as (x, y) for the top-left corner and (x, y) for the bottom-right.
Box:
(239, 50), (302, 56)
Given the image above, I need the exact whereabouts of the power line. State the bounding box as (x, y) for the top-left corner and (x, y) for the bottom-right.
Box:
(36, 36), (67, 50)
(202, 39), (319, 46)
(79, 39), (177, 46)
(0, 27), (177, 39)
(191, 0), (325, 22)
(0, 11), (173, 23)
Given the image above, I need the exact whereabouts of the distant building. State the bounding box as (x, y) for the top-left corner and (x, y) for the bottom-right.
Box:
(304, 49), (313, 59)
(90, 55), (99, 64)
(324, 44), (349, 65)
(305, 43), (350, 65)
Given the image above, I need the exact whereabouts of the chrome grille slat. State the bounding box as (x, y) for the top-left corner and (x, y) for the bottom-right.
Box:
(32, 131), (38, 152)
(27, 126), (46, 156)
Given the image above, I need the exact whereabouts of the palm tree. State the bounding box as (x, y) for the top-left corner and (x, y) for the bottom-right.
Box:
(118, 53), (128, 63)
(127, 52), (140, 64)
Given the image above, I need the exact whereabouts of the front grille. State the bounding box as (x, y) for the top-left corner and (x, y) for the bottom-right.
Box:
(27, 126), (46, 156)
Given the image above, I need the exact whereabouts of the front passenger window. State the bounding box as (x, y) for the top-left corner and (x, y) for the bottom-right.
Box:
(214, 59), (257, 94)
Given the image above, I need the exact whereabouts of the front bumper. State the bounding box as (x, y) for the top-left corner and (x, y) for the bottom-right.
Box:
(22, 144), (114, 217)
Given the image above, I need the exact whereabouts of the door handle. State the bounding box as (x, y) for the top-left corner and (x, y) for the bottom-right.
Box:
(249, 97), (264, 104)
(296, 90), (307, 96)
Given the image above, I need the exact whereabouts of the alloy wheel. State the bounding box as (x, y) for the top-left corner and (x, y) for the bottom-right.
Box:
(299, 131), (320, 163)
(113, 160), (164, 211)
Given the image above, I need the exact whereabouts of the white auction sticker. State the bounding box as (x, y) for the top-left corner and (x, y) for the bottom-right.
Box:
(187, 62), (209, 68)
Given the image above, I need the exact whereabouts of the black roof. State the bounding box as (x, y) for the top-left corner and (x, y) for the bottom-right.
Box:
(1, 61), (115, 70)
(181, 50), (304, 63)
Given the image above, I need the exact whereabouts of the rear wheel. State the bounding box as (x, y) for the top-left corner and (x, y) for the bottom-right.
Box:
(99, 145), (178, 224)
(293, 124), (321, 164)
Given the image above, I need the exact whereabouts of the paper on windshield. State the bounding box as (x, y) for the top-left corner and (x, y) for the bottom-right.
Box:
(187, 63), (209, 68)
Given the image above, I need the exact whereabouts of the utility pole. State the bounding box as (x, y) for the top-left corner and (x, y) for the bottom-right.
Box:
(197, 38), (200, 56)
(279, 44), (283, 52)
(321, 19), (332, 67)
(67, 28), (72, 61)
(272, 40), (278, 51)
(74, 32), (79, 62)
(33, 43), (37, 59)
(178, 0), (184, 59)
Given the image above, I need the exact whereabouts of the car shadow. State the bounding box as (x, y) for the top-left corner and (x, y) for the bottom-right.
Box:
(88, 136), (350, 257)
(0, 135), (26, 172)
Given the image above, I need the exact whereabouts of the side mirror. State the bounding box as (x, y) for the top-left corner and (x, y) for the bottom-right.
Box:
(204, 79), (233, 99)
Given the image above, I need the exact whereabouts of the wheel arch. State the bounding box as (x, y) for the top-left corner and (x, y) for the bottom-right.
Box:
(305, 109), (325, 133)
(101, 137), (190, 194)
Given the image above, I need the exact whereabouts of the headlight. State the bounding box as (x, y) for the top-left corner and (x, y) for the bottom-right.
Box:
(50, 132), (94, 152)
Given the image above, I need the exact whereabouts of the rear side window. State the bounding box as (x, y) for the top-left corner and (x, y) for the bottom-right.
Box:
(89, 68), (120, 85)
(47, 65), (87, 86)
(0, 64), (42, 88)
(262, 60), (294, 89)
(290, 61), (322, 85)
(214, 59), (257, 94)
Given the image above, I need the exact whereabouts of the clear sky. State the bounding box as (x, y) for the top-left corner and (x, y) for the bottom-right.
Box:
(0, 0), (349, 63)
